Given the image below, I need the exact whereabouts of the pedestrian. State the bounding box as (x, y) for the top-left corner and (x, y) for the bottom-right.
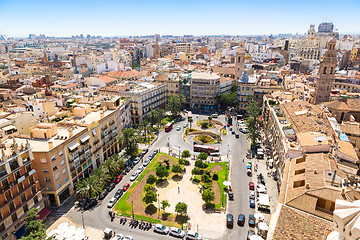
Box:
(114, 229), (116, 236)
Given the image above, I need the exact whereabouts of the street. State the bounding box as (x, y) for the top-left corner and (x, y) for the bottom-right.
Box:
(55, 113), (255, 240)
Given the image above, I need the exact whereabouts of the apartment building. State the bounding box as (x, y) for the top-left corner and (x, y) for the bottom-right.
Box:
(99, 83), (166, 125)
(15, 97), (130, 207)
(155, 73), (180, 97)
(237, 72), (257, 113)
(190, 72), (220, 109)
(0, 139), (47, 240)
(174, 43), (192, 54)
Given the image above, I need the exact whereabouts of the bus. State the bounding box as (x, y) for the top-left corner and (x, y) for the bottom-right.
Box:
(187, 111), (193, 120)
(165, 122), (174, 132)
(194, 145), (220, 154)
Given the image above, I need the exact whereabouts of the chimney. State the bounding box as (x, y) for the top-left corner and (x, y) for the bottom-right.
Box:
(48, 141), (53, 150)
(69, 128), (73, 137)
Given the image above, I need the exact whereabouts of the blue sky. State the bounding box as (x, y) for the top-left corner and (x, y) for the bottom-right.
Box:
(0, 0), (359, 37)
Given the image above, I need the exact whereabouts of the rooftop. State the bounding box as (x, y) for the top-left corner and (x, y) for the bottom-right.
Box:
(191, 72), (220, 80)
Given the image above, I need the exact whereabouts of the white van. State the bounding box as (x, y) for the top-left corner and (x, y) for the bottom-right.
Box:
(212, 113), (218, 118)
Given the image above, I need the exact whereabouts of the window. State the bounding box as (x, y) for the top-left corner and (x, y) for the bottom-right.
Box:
(296, 158), (306, 164)
(295, 169), (305, 175)
(46, 187), (52, 191)
(293, 180), (305, 188)
(44, 177), (51, 182)
(56, 184), (61, 190)
(60, 160), (65, 166)
(55, 173), (59, 180)
(40, 158), (47, 164)
(64, 177), (68, 183)
(43, 168), (48, 173)
(62, 168), (66, 174)
(51, 155), (56, 162)
(53, 165), (58, 171)
(59, 150), (63, 156)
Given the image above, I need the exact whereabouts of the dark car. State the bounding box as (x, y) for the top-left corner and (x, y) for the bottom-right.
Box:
(237, 214), (245, 226)
(84, 199), (97, 210)
(235, 132), (239, 138)
(247, 230), (255, 240)
(114, 189), (124, 200)
(250, 199), (255, 208)
(153, 149), (158, 155)
(226, 214), (234, 229)
(98, 190), (108, 200)
(249, 214), (255, 227)
(125, 166), (131, 173)
(143, 148), (149, 154)
(114, 175), (123, 184)
(231, 130), (235, 135)
(106, 182), (116, 192)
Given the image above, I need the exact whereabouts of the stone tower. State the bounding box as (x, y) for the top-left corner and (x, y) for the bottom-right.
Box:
(235, 49), (245, 80)
(314, 38), (337, 105)
(153, 40), (160, 59)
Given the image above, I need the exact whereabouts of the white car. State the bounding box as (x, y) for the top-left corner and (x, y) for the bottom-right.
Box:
(186, 230), (202, 240)
(107, 197), (117, 208)
(111, 234), (124, 240)
(169, 227), (185, 238)
(130, 172), (138, 181)
(183, 123), (188, 128)
(176, 126), (181, 131)
(154, 224), (169, 234)
(136, 166), (144, 174)
(123, 236), (133, 240)
(249, 190), (255, 199)
(143, 160), (150, 167)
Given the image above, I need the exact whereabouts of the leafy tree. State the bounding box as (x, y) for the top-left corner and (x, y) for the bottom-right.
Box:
(166, 94), (185, 117)
(156, 165), (169, 180)
(200, 121), (209, 129)
(202, 189), (215, 204)
(140, 120), (150, 143)
(119, 128), (139, 156)
(219, 91), (238, 109)
(192, 167), (202, 175)
(146, 174), (157, 185)
(195, 160), (208, 169)
(20, 208), (48, 240)
(172, 164), (183, 175)
(208, 115), (213, 123)
(175, 202), (188, 215)
(161, 200), (170, 213)
(164, 159), (170, 169)
(143, 183), (153, 192)
(181, 150), (191, 159)
(188, 118), (193, 129)
(197, 152), (208, 161)
(143, 190), (157, 205)
(199, 135), (207, 143)
(146, 110), (160, 126)
(201, 173), (212, 183)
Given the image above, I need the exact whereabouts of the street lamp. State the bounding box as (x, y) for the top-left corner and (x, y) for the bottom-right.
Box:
(81, 210), (85, 229)
(168, 138), (170, 154)
(131, 201), (134, 219)
(157, 194), (160, 219)
(178, 146), (181, 160)
(227, 145), (229, 158)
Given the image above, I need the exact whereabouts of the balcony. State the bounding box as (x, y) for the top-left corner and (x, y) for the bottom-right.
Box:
(1, 180), (39, 209)
(9, 161), (20, 171)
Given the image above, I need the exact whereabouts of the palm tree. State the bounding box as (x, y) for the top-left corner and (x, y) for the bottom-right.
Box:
(76, 176), (102, 199)
(100, 158), (121, 176)
(140, 120), (150, 144)
(246, 128), (261, 147)
(119, 128), (139, 156)
(146, 110), (160, 126)
(208, 115), (213, 124)
(188, 118), (193, 129)
(92, 168), (111, 187)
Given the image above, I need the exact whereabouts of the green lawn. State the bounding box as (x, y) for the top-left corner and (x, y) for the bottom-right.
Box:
(207, 162), (229, 209)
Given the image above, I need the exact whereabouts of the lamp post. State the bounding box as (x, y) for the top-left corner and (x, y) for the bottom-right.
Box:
(131, 201), (134, 219)
(227, 144), (229, 158)
(81, 210), (85, 229)
(178, 146), (181, 160)
(157, 194), (160, 219)
(168, 138), (170, 154)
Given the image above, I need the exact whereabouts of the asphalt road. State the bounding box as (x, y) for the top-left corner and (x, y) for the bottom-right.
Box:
(65, 113), (252, 240)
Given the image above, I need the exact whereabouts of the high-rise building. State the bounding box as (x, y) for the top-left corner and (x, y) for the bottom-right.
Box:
(318, 22), (334, 33)
(314, 38), (337, 105)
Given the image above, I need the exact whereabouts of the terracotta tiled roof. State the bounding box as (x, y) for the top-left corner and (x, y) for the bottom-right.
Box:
(212, 66), (235, 76)
(98, 75), (117, 83)
(107, 70), (139, 78)
(340, 122), (360, 136)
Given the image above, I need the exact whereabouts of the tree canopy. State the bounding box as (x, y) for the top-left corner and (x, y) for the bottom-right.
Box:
(175, 202), (188, 215)
(143, 190), (157, 205)
(119, 128), (139, 156)
(156, 165), (169, 180)
(166, 94), (185, 117)
(202, 189), (215, 204)
(20, 208), (49, 240)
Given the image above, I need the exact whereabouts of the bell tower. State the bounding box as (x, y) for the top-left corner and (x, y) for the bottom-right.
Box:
(235, 49), (245, 80)
(314, 38), (337, 105)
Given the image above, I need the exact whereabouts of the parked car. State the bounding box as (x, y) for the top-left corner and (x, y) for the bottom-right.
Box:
(114, 175), (123, 184)
(143, 148), (149, 154)
(153, 149), (158, 155)
(247, 169), (252, 176)
(136, 166), (144, 174)
(107, 197), (117, 208)
(107, 182), (116, 192)
(84, 199), (97, 210)
(176, 126), (181, 131)
(114, 189), (124, 200)
(111, 234), (124, 240)
(231, 130), (235, 134)
(183, 123), (188, 128)
(133, 157), (140, 165)
(143, 160), (150, 166)
(130, 172), (138, 181)
(226, 214), (234, 228)
(154, 224), (169, 234)
(247, 165), (252, 170)
(247, 230), (255, 240)
(250, 199), (255, 208)
(249, 190), (255, 200)
(125, 166), (131, 173)
(235, 132), (239, 138)
(238, 214), (245, 226)
(249, 182), (255, 190)
(148, 154), (154, 160)
(169, 227), (185, 238)
(98, 190), (108, 200)
(123, 236), (133, 240)
(122, 183), (130, 191)
(185, 230), (202, 240)
(248, 214), (256, 227)
(193, 141), (200, 145)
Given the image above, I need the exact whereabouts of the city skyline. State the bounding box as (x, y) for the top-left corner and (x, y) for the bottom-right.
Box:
(0, 0), (359, 37)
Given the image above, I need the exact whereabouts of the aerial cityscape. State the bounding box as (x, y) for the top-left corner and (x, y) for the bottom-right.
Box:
(0, 0), (360, 240)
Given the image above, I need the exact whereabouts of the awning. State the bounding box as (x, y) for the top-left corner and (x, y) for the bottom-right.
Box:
(2, 125), (17, 132)
(36, 207), (51, 220)
(80, 135), (90, 143)
(68, 142), (80, 151)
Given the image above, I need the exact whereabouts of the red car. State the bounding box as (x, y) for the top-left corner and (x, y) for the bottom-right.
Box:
(122, 183), (130, 191)
(249, 182), (255, 190)
(114, 175), (123, 184)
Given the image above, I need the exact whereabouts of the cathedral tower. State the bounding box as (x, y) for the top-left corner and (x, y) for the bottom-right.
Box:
(235, 50), (245, 80)
(314, 38), (337, 105)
